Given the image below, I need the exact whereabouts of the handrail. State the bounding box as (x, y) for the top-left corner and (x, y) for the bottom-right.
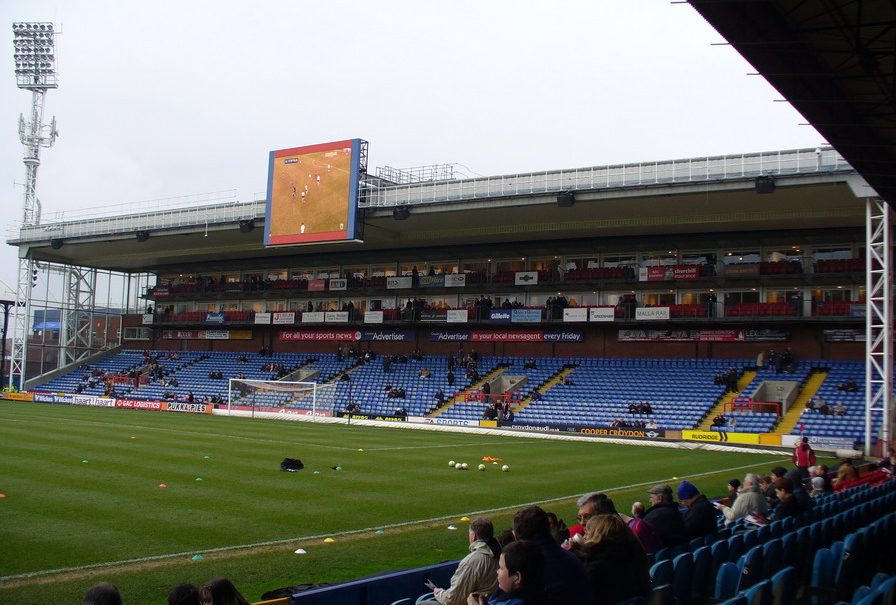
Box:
(8, 147), (852, 244)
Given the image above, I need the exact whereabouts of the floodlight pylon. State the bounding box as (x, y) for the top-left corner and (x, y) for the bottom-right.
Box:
(10, 22), (59, 389)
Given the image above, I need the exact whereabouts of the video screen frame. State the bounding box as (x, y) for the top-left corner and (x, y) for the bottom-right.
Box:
(264, 138), (363, 246)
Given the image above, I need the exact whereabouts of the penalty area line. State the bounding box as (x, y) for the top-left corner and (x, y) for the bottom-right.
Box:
(0, 456), (787, 583)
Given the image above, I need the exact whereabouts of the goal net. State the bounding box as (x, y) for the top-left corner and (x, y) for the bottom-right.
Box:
(227, 379), (337, 417)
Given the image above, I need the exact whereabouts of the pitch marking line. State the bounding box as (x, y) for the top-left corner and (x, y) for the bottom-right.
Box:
(0, 457), (788, 583)
(0, 410), (532, 453)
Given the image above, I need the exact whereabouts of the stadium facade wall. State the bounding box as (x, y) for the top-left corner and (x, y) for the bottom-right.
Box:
(123, 316), (864, 361)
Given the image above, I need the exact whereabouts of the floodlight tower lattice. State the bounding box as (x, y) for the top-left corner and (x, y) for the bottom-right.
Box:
(10, 22), (59, 389)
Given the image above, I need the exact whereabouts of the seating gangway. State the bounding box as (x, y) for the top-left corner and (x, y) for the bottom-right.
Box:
(512, 366), (576, 414)
(696, 370), (757, 430)
(428, 366), (508, 417)
(775, 369), (828, 434)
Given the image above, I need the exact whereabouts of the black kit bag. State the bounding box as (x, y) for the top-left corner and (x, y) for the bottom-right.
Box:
(280, 458), (304, 472)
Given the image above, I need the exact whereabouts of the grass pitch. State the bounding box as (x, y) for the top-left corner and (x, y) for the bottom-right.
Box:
(0, 401), (789, 604)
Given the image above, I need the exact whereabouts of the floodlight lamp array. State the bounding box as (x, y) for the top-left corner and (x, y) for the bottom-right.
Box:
(12, 22), (57, 87)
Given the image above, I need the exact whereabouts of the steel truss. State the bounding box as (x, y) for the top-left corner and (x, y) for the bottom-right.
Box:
(60, 266), (97, 368)
(865, 198), (893, 456)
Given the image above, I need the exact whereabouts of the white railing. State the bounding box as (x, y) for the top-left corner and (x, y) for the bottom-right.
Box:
(363, 147), (850, 207)
(12, 199), (266, 242)
(9, 147), (852, 244)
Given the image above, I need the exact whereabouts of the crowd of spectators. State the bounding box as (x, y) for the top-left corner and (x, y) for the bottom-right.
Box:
(837, 379), (859, 392)
(805, 396), (847, 416)
(626, 401), (653, 414)
(544, 295), (571, 320)
(79, 448), (896, 605)
(82, 576), (251, 605)
(609, 418), (652, 429)
(482, 400), (514, 422)
(765, 348), (796, 373)
(713, 367), (742, 393)
(472, 296), (494, 320)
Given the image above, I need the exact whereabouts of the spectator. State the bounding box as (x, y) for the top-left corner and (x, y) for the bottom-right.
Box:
(578, 515), (651, 605)
(642, 484), (687, 548)
(545, 511), (569, 546)
(421, 517), (500, 605)
(767, 466), (788, 509)
(725, 479), (741, 505)
(880, 447), (895, 472)
(809, 476), (827, 498)
(835, 459), (858, 485)
(467, 539), (545, 605)
(168, 584), (200, 605)
(576, 492), (660, 556)
(677, 480), (718, 541)
(792, 436), (816, 477)
(199, 578), (250, 605)
(772, 477), (801, 520)
(759, 475), (777, 509)
(497, 529), (516, 549)
(510, 506), (590, 605)
(717, 473), (769, 525)
(810, 464), (833, 493)
(785, 468), (813, 513)
(419, 367), (431, 379)
(83, 583), (122, 605)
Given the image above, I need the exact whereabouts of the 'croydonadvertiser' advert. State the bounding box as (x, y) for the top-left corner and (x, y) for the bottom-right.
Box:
(336, 412), (405, 422)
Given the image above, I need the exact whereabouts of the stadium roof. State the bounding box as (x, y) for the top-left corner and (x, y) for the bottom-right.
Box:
(8, 148), (866, 273)
(690, 0), (896, 205)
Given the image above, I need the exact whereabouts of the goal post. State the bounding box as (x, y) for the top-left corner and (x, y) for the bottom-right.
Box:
(226, 379), (336, 417)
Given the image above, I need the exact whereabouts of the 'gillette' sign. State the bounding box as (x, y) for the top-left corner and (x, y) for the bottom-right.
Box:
(489, 310), (511, 322)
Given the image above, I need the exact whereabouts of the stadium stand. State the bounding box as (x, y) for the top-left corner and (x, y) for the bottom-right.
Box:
(30, 350), (894, 445)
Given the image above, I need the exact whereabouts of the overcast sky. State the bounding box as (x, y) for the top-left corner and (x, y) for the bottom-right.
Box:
(0, 0), (824, 290)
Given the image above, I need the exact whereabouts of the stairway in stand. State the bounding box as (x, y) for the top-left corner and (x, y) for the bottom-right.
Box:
(696, 370), (758, 431)
(776, 370), (828, 435)
(429, 366), (508, 417)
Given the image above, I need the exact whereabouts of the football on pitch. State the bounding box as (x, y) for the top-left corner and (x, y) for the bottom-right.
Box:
(502, 465), (510, 472)
(449, 460), (456, 467)
(478, 464), (486, 471)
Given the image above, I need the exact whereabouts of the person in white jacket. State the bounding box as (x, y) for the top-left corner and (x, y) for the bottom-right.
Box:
(717, 473), (769, 525)
(422, 517), (501, 605)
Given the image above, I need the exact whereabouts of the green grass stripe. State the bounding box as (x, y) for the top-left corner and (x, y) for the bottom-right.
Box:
(0, 400), (799, 605)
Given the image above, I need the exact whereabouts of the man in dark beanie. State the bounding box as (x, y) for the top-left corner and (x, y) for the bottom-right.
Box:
(678, 480), (719, 540)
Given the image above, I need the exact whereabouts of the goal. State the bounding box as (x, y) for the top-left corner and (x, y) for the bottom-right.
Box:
(227, 379), (336, 417)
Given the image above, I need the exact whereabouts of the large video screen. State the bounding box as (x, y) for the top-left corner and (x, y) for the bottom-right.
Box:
(264, 138), (362, 246)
